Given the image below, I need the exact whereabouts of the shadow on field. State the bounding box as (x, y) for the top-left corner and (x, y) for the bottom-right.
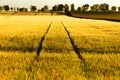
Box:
(61, 21), (85, 62)
(69, 15), (120, 22)
(36, 21), (53, 57)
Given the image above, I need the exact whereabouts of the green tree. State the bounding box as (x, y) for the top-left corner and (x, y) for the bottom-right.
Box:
(65, 4), (69, 13)
(41, 5), (49, 12)
(111, 6), (116, 12)
(118, 7), (120, 12)
(0, 6), (3, 11)
(30, 5), (37, 12)
(71, 4), (75, 12)
(41, 8), (44, 11)
(19, 8), (24, 12)
(11, 7), (13, 11)
(99, 3), (109, 12)
(77, 7), (81, 12)
(37, 9), (41, 12)
(3, 5), (10, 11)
(52, 5), (58, 11)
(44, 5), (49, 12)
(24, 8), (28, 12)
(19, 8), (28, 12)
(58, 4), (64, 11)
(82, 4), (89, 12)
(90, 4), (99, 12)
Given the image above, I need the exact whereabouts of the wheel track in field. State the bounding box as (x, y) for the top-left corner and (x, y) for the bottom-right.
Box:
(60, 21), (85, 61)
(36, 21), (53, 57)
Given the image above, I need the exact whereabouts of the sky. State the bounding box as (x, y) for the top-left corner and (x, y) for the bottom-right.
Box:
(0, 0), (120, 9)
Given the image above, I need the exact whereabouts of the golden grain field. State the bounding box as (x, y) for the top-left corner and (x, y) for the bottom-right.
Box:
(0, 15), (120, 80)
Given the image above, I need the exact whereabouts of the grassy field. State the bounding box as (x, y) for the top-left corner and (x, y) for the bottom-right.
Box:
(0, 15), (120, 80)
(0, 16), (52, 52)
(60, 16), (120, 53)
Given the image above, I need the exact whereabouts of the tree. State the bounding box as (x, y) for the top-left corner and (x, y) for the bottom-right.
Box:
(65, 4), (69, 13)
(24, 8), (28, 12)
(82, 4), (89, 12)
(37, 9), (41, 12)
(90, 4), (99, 12)
(71, 4), (75, 12)
(17, 7), (19, 12)
(99, 3), (109, 12)
(118, 7), (120, 12)
(111, 6), (116, 12)
(3, 5), (10, 11)
(41, 8), (44, 11)
(19, 8), (28, 12)
(52, 5), (58, 11)
(11, 7), (13, 11)
(19, 8), (24, 12)
(58, 4), (64, 11)
(40, 5), (49, 12)
(77, 7), (82, 12)
(30, 5), (37, 12)
(44, 5), (49, 12)
(13, 7), (18, 12)
(0, 6), (3, 11)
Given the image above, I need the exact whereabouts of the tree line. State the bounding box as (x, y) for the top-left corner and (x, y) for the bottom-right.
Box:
(0, 5), (49, 12)
(76, 3), (120, 12)
(0, 3), (120, 13)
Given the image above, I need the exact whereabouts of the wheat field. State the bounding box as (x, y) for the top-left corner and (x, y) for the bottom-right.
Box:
(0, 15), (120, 80)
